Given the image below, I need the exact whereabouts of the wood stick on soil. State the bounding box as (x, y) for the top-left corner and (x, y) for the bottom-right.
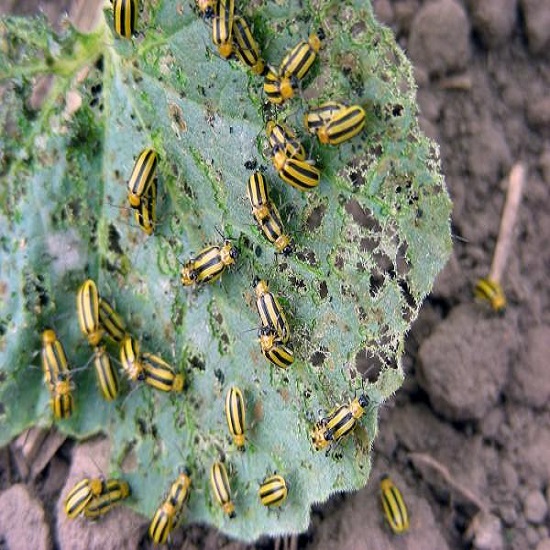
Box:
(408, 452), (489, 513)
(489, 162), (526, 284)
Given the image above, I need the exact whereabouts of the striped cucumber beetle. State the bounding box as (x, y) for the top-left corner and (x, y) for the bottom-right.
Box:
(303, 101), (346, 134)
(182, 239), (239, 286)
(134, 178), (157, 236)
(317, 104), (366, 145)
(149, 501), (177, 544)
(41, 329), (69, 389)
(266, 121), (306, 161)
(41, 329), (74, 419)
(247, 172), (271, 223)
(254, 278), (290, 343)
(271, 146), (321, 192)
(225, 386), (246, 450)
(311, 394), (369, 449)
(258, 327), (294, 368)
(166, 471), (192, 510)
(98, 298), (127, 343)
(64, 478), (104, 519)
(259, 474), (287, 507)
(83, 479), (131, 519)
(246, 173), (294, 255)
(278, 29), (324, 80)
(119, 336), (146, 382)
(263, 68), (298, 105)
(380, 475), (410, 534)
(210, 461), (236, 518)
(232, 16), (266, 75)
(142, 352), (185, 393)
(51, 377), (74, 419)
(76, 279), (103, 347)
(258, 204), (294, 256)
(112, 0), (138, 39)
(93, 346), (119, 401)
(474, 278), (506, 313)
(127, 148), (158, 209)
(323, 403), (356, 442)
(212, 0), (235, 59)
(149, 471), (191, 544)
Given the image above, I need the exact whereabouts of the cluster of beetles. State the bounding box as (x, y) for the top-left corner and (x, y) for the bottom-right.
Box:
(35, 0), (412, 541)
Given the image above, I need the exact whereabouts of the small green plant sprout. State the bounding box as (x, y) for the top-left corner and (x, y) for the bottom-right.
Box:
(0, 0), (452, 541)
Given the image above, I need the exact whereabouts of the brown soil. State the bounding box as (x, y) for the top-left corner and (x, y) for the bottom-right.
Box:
(1, 0), (549, 549)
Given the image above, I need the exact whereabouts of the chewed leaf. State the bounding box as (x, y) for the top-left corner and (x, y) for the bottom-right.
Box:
(0, 0), (451, 541)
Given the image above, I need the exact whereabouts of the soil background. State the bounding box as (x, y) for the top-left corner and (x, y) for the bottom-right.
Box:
(1, 0), (549, 549)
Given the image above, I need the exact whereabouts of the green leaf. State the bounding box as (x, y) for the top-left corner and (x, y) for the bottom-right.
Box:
(0, 0), (452, 541)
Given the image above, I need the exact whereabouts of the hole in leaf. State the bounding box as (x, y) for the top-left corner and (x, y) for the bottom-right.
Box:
(310, 350), (326, 366)
(305, 204), (326, 231)
(188, 355), (205, 371)
(214, 368), (224, 385)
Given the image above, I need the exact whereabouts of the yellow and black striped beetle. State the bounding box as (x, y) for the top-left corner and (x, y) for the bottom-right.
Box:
(257, 204), (294, 256)
(134, 178), (157, 236)
(258, 327), (294, 369)
(193, 239), (239, 284)
(380, 475), (410, 534)
(247, 172), (271, 223)
(225, 386), (246, 450)
(271, 146), (321, 192)
(127, 148), (158, 209)
(263, 68), (298, 105)
(41, 329), (69, 389)
(98, 298), (127, 343)
(166, 471), (192, 511)
(303, 101), (346, 134)
(278, 29), (324, 81)
(149, 500), (177, 544)
(41, 329), (74, 419)
(324, 394), (369, 443)
(182, 239), (239, 286)
(266, 121), (306, 161)
(142, 352), (185, 393)
(64, 478), (104, 519)
(212, 0), (235, 59)
(474, 277), (506, 313)
(149, 471), (191, 544)
(317, 104), (366, 146)
(259, 474), (288, 507)
(210, 461), (236, 518)
(93, 346), (119, 401)
(232, 16), (266, 75)
(83, 479), (131, 519)
(119, 336), (146, 382)
(76, 279), (103, 347)
(254, 278), (290, 343)
(112, 0), (138, 39)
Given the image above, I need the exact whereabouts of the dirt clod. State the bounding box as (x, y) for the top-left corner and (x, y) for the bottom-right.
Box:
(524, 490), (548, 524)
(520, 0), (550, 54)
(508, 326), (550, 408)
(417, 304), (517, 421)
(466, 0), (517, 48)
(408, 0), (471, 77)
(0, 484), (51, 550)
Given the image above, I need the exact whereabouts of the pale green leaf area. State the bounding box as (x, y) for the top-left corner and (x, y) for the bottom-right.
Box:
(0, 0), (452, 540)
